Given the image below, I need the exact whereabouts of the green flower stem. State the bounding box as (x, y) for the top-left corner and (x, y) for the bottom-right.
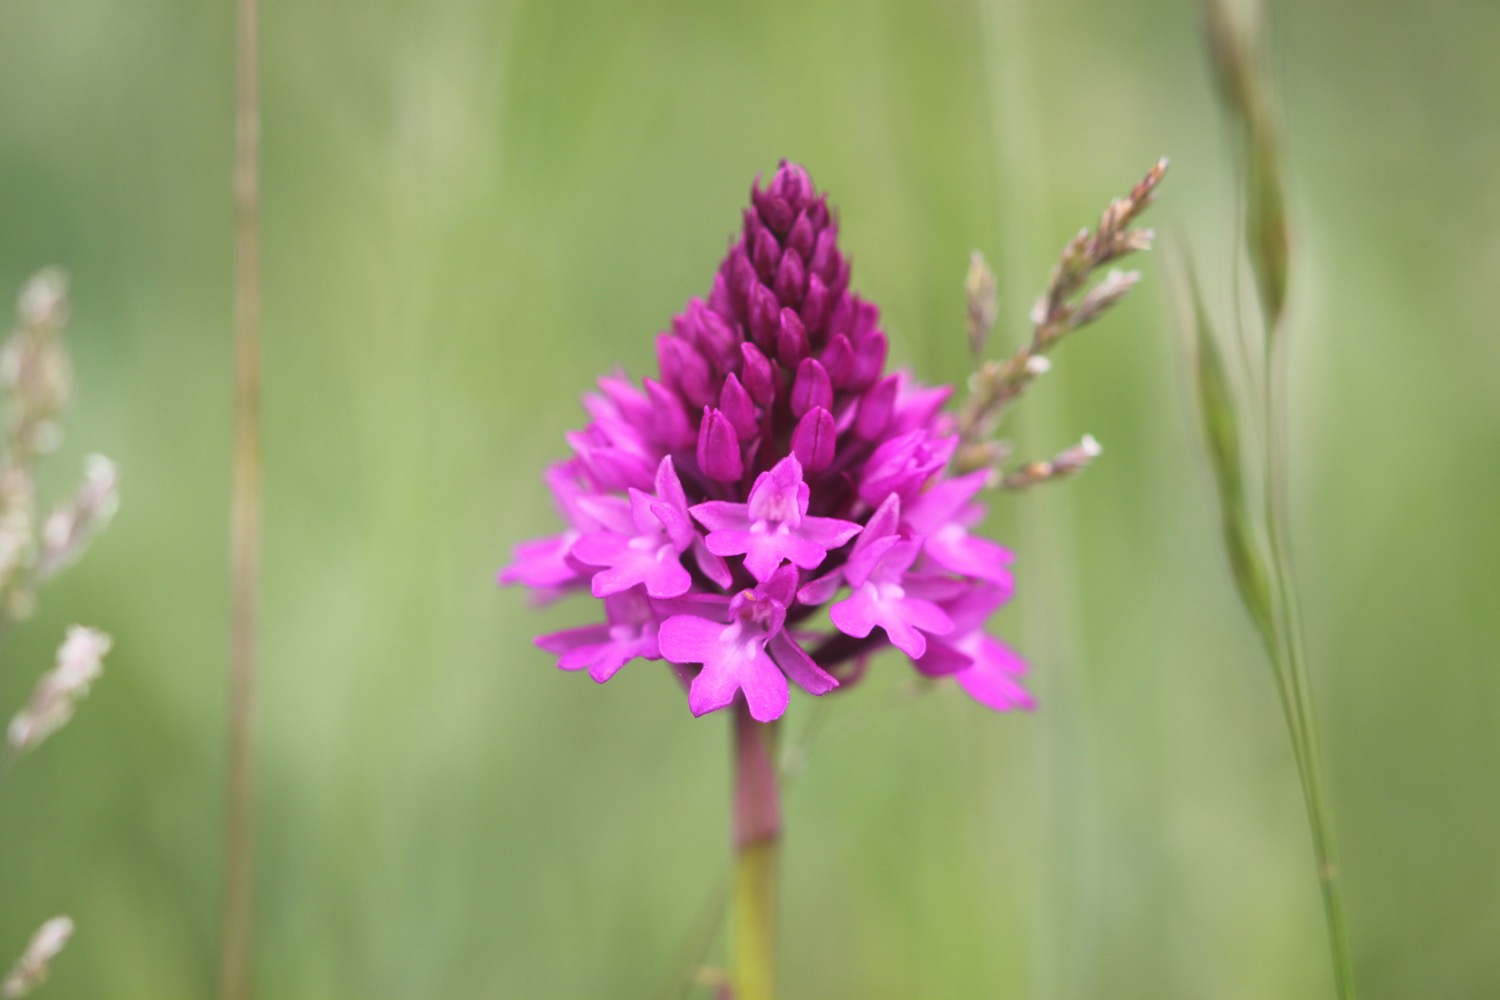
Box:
(731, 706), (779, 1000)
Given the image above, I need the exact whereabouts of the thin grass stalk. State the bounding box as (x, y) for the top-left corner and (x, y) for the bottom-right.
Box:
(1230, 0), (1355, 986)
(730, 707), (779, 1000)
(1185, 253), (1354, 998)
(1182, 0), (1362, 983)
(1261, 347), (1355, 999)
(220, 0), (261, 995)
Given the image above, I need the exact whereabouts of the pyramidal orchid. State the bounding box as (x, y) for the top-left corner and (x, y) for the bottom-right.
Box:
(500, 161), (1028, 724)
(498, 160), (1164, 995)
(498, 160), (1165, 999)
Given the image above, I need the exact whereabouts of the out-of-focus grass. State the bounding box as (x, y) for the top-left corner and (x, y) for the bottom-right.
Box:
(0, 0), (1496, 997)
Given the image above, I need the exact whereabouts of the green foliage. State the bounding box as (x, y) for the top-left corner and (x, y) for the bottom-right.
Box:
(1185, 269), (1273, 643)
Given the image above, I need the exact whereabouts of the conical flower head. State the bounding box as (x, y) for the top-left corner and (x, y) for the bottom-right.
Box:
(501, 161), (1029, 721)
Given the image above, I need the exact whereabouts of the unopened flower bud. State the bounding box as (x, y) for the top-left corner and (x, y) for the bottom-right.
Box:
(785, 211), (815, 260)
(728, 248), (759, 314)
(775, 309), (808, 368)
(791, 406), (836, 472)
(799, 273), (830, 333)
(661, 337), (714, 409)
(707, 271), (735, 318)
(752, 227), (780, 281)
(847, 330), (887, 391)
(718, 374), (758, 440)
(771, 160), (812, 204)
(681, 301), (741, 373)
(773, 247), (806, 307)
(738, 343), (776, 406)
(856, 374), (899, 439)
(852, 299), (880, 339)
(645, 378), (694, 448)
(819, 334), (854, 387)
(697, 408), (744, 482)
(748, 283), (780, 350)
(808, 229), (838, 281)
(790, 359), (832, 418)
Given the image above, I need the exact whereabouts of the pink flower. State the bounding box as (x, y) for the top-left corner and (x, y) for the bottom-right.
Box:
(658, 567), (837, 722)
(500, 161), (1029, 719)
(535, 588), (660, 684)
(691, 456), (860, 582)
(828, 495), (953, 659)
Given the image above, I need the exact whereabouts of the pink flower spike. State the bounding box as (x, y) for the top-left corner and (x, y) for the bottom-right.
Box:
(691, 456), (860, 581)
(499, 162), (1038, 721)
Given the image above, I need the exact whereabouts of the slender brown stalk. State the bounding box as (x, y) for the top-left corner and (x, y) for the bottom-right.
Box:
(730, 706), (780, 1000)
(220, 0), (261, 996)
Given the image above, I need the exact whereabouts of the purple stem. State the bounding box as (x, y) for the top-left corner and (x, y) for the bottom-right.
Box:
(733, 704), (781, 851)
(731, 702), (780, 1000)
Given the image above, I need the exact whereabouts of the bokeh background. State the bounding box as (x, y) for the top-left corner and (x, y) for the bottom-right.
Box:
(0, 0), (1497, 997)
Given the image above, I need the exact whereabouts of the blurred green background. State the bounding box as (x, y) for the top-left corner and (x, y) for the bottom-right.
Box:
(1, 0), (1497, 996)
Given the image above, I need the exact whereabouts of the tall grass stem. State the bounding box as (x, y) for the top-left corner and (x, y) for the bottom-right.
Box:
(1262, 345), (1355, 999)
(1196, 0), (1356, 992)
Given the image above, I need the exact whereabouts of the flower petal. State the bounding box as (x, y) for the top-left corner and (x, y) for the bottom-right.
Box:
(912, 637), (973, 677)
(953, 634), (1034, 712)
(689, 500), (751, 534)
(768, 631), (838, 696)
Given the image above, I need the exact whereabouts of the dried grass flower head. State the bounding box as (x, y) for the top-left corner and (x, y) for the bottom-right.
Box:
(1, 916), (73, 999)
(8, 625), (111, 754)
